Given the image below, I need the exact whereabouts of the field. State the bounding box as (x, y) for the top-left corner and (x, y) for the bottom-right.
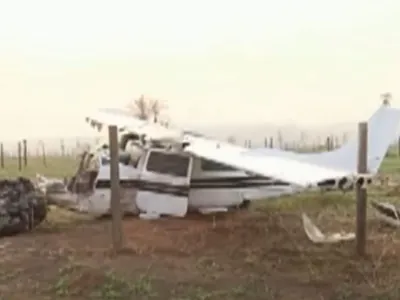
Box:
(1, 154), (400, 300)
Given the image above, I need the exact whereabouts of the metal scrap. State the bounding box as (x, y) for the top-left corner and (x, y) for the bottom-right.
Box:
(302, 213), (355, 244)
(371, 200), (400, 227)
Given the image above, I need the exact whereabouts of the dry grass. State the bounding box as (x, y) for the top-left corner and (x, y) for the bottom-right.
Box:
(1, 155), (400, 299)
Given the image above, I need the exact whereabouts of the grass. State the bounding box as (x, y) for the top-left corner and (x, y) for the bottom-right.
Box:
(1, 153), (400, 299)
(379, 155), (400, 174)
(0, 155), (77, 179)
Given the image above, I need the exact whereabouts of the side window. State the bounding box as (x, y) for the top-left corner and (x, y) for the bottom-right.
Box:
(145, 151), (190, 177)
(200, 158), (237, 171)
(101, 156), (110, 165)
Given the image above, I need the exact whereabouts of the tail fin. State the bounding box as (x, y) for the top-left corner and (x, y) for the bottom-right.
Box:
(326, 104), (400, 173)
(249, 104), (400, 174)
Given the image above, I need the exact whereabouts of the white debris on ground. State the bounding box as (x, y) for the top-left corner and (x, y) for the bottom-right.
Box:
(302, 213), (355, 244)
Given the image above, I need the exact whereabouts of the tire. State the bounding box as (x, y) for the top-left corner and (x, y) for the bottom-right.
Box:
(238, 199), (251, 210)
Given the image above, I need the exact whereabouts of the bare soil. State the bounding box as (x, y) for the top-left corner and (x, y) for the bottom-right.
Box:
(1, 202), (400, 300)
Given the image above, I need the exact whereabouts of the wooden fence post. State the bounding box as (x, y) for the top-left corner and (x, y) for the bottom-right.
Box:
(334, 136), (340, 149)
(17, 142), (22, 171)
(325, 137), (331, 151)
(22, 139), (27, 167)
(40, 141), (47, 167)
(60, 139), (65, 156)
(356, 122), (368, 256)
(109, 125), (124, 252)
(0, 143), (3, 168)
(398, 137), (400, 157)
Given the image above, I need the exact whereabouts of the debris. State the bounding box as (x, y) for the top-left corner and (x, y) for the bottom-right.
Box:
(35, 173), (67, 195)
(139, 212), (160, 220)
(371, 200), (400, 227)
(0, 241), (10, 249)
(0, 177), (47, 237)
(302, 213), (355, 244)
(198, 207), (228, 214)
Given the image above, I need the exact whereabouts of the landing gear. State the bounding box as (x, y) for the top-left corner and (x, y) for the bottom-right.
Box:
(238, 199), (251, 210)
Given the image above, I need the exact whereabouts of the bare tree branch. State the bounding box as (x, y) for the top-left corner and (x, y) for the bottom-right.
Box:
(127, 95), (168, 123)
(381, 92), (392, 106)
(227, 135), (236, 144)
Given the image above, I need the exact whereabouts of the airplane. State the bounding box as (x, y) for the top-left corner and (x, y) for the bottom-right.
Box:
(41, 103), (400, 220)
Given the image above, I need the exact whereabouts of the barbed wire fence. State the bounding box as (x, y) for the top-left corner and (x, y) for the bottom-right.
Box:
(0, 133), (399, 171)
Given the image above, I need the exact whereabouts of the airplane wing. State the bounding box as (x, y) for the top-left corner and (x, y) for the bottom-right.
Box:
(85, 104), (400, 188)
(85, 108), (183, 143)
(184, 104), (400, 187)
(183, 136), (351, 187)
(85, 107), (146, 131)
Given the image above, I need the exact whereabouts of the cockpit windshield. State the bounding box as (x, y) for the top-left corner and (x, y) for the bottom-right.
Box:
(145, 151), (190, 177)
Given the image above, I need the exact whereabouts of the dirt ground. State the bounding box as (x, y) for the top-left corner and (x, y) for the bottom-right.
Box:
(1, 195), (400, 300)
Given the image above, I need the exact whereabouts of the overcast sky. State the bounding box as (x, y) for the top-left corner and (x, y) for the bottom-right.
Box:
(0, 0), (399, 139)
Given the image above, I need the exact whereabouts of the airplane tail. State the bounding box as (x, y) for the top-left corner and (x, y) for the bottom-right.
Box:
(305, 104), (400, 174)
(249, 104), (400, 176)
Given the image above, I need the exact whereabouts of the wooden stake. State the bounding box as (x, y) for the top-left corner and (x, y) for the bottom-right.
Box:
(326, 136), (331, 151)
(17, 142), (22, 171)
(109, 125), (124, 252)
(0, 143), (4, 168)
(40, 141), (47, 167)
(356, 122), (368, 256)
(22, 139), (27, 167)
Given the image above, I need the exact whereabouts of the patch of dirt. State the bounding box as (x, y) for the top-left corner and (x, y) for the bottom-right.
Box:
(1, 208), (400, 300)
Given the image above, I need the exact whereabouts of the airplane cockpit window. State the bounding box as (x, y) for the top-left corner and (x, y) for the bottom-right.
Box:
(145, 151), (190, 177)
(200, 158), (237, 171)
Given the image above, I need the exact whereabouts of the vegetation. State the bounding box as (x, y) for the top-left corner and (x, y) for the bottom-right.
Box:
(0, 155), (77, 179)
(1, 150), (400, 299)
(127, 95), (168, 125)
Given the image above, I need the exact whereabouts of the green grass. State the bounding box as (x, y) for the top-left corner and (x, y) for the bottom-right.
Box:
(379, 154), (400, 174)
(0, 155), (77, 179)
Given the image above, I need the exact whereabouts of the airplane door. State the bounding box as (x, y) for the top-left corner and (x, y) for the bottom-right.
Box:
(136, 150), (192, 217)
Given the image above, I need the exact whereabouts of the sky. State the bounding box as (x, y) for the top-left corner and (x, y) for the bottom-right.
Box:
(0, 0), (400, 139)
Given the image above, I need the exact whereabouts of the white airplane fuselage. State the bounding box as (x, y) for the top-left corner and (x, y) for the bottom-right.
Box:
(66, 146), (300, 218)
(82, 102), (400, 215)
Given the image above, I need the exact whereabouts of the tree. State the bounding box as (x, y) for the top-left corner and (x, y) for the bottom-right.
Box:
(127, 95), (167, 123)
(381, 92), (392, 106)
(277, 130), (283, 149)
(227, 135), (236, 144)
